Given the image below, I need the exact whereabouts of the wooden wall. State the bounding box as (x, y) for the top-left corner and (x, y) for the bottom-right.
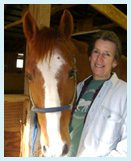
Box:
(4, 95), (30, 157)
(4, 51), (25, 94)
(114, 55), (127, 82)
(4, 73), (24, 94)
(5, 52), (17, 73)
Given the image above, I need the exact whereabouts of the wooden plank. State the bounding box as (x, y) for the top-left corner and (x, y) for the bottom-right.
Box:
(72, 23), (117, 36)
(4, 19), (22, 30)
(4, 94), (30, 132)
(90, 4), (127, 30)
(51, 4), (77, 15)
(5, 101), (24, 132)
(4, 94), (30, 156)
(4, 131), (21, 157)
(4, 94), (29, 102)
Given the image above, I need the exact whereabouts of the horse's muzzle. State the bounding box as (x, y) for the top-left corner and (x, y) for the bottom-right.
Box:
(42, 143), (69, 157)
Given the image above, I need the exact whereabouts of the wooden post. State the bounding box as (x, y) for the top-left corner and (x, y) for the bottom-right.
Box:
(29, 4), (51, 29)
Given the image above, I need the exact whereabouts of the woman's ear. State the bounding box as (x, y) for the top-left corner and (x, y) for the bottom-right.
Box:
(112, 59), (118, 68)
(89, 56), (91, 62)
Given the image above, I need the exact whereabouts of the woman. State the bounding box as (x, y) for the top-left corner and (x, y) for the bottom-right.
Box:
(68, 30), (127, 157)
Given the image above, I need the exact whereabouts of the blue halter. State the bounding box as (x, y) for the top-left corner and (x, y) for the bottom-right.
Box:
(32, 105), (71, 113)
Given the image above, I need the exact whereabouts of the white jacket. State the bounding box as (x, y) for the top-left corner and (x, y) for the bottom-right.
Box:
(76, 73), (127, 157)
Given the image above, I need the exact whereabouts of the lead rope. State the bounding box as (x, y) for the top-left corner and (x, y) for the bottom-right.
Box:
(31, 113), (38, 156)
(28, 90), (39, 156)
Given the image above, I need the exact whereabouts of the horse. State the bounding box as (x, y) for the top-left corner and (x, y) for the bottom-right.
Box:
(20, 9), (90, 157)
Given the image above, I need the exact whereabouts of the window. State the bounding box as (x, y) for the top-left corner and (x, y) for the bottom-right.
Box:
(16, 53), (24, 69)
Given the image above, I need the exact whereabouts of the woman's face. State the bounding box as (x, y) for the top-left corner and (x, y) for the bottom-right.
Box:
(89, 39), (118, 80)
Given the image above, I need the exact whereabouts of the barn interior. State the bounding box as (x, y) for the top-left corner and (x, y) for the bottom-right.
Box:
(4, 4), (127, 157)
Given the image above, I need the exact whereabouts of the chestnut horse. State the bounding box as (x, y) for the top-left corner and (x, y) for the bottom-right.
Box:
(21, 10), (90, 157)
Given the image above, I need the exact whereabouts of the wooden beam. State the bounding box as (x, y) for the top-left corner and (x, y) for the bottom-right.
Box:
(4, 94), (29, 102)
(4, 19), (22, 30)
(72, 23), (118, 36)
(4, 5), (28, 30)
(89, 4), (127, 30)
(51, 4), (77, 15)
(72, 29), (101, 36)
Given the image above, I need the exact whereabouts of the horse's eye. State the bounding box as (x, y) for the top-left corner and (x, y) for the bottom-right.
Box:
(26, 73), (33, 81)
(68, 69), (76, 78)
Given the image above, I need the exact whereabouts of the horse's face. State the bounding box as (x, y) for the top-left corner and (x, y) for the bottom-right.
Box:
(23, 10), (77, 156)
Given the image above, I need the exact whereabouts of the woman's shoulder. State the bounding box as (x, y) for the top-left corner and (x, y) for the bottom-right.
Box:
(111, 73), (127, 87)
(110, 73), (127, 95)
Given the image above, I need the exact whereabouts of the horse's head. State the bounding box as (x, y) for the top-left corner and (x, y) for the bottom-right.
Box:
(23, 10), (78, 156)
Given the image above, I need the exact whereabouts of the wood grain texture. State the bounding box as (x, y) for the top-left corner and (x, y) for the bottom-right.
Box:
(90, 4), (127, 30)
(4, 95), (30, 157)
(4, 131), (21, 157)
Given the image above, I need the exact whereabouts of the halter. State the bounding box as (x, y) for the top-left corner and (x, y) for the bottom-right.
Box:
(31, 105), (71, 113)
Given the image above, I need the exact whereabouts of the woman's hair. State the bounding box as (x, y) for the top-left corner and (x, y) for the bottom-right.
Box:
(88, 30), (122, 62)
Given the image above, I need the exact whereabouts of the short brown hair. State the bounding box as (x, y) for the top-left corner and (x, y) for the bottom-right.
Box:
(88, 30), (122, 62)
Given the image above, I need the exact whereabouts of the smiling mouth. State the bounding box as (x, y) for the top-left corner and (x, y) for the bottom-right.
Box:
(95, 64), (104, 68)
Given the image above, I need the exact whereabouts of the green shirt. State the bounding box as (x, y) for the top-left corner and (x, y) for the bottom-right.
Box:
(68, 79), (105, 156)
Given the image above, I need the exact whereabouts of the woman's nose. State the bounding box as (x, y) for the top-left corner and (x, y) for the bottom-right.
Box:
(96, 53), (104, 62)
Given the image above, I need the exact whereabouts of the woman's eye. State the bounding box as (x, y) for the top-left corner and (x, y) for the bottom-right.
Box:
(103, 52), (111, 57)
(26, 73), (33, 81)
(68, 69), (76, 78)
(94, 50), (98, 53)
(93, 49), (99, 54)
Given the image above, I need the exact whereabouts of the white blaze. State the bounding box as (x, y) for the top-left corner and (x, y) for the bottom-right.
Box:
(37, 50), (66, 156)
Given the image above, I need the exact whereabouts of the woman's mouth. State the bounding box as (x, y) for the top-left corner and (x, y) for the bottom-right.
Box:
(95, 64), (104, 68)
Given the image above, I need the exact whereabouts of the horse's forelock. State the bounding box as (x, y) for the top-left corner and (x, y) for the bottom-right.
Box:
(30, 27), (60, 61)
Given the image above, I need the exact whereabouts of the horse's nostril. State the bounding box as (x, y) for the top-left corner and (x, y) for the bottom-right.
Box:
(43, 145), (47, 152)
(62, 144), (69, 156)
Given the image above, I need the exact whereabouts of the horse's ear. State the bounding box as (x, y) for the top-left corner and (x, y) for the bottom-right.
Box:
(59, 9), (74, 39)
(23, 11), (38, 41)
